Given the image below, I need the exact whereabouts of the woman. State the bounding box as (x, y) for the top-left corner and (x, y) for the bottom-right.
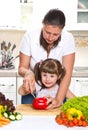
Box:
(18, 9), (75, 109)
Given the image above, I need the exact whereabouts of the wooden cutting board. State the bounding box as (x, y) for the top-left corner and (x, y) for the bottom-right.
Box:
(15, 104), (61, 116)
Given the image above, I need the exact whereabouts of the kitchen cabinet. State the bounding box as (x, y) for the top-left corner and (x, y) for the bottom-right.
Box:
(0, 77), (17, 105)
(77, 0), (88, 23)
(69, 77), (88, 96)
(16, 76), (23, 105)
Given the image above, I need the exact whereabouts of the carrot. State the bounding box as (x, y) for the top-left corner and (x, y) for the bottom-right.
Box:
(0, 123), (3, 127)
(0, 121), (10, 125)
(0, 117), (11, 124)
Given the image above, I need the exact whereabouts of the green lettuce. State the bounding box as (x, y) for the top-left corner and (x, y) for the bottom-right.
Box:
(62, 96), (88, 120)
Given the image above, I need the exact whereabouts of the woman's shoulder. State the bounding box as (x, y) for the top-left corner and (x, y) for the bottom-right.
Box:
(62, 29), (74, 38)
(61, 29), (75, 43)
(24, 28), (41, 43)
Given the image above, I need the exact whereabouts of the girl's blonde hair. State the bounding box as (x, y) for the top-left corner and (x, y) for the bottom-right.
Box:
(34, 58), (66, 87)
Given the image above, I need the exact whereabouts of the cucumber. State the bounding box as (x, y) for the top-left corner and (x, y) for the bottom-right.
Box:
(3, 111), (22, 121)
(3, 112), (9, 118)
(9, 114), (16, 121)
(15, 113), (22, 120)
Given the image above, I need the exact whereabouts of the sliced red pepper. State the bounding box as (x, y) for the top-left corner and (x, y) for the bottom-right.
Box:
(32, 97), (47, 110)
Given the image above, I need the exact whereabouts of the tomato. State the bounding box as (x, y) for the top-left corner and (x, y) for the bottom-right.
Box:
(81, 115), (86, 121)
(72, 118), (78, 125)
(68, 121), (74, 127)
(62, 118), (68, 125)
(60, 112), (67, 118)
(55, 115), (62, 124)
(32, 97), (47, 110)
(82, 121), (87, 127)
(78, 120), (83, 126)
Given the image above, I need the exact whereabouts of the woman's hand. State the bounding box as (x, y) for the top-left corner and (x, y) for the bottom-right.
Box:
(46, 97), (62, 109)
(23, 71), (36, 93)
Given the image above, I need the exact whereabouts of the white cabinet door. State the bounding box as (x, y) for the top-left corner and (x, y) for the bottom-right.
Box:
(0, 77), (16, 105)
(17, 76), (23, 105)
(69, 77), (88, 96)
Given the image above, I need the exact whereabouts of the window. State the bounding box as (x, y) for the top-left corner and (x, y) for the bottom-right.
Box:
(77, 0), (88, 23)
(20, 0), (33, 29)
(0, 0), (33, 29)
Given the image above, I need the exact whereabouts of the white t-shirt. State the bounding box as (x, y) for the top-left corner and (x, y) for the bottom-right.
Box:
(20, 29), (75, 70)
(35, 84), (59, 98)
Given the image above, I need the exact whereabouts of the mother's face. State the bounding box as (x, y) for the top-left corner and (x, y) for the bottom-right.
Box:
(42, 24), (62, 45)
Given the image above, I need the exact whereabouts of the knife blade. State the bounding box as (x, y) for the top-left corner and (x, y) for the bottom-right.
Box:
(31, 92), (36, 98)
(7, 42), (11, 50)
(11, 44), (16, 52)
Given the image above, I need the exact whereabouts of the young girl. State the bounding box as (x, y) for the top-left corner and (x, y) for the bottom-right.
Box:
(18, 58), (75, 101)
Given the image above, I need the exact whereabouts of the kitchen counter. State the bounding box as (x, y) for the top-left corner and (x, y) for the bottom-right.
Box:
(0, 104), (88, 130)
(0, 67), (88, 77)
(72, 67), (88, 77)
(1, 115), (88, 130)
(0, 69), (17, 77)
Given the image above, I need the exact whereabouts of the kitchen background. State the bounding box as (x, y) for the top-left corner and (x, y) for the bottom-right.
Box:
(0, 0), (88, 105)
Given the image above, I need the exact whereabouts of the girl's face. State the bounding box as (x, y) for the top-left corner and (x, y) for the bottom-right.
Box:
(41, 72), (58, 89)
(42, 24), (62, 45)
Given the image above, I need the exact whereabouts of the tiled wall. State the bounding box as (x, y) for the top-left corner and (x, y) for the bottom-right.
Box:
(70, 31), (88, 67)
(70, 31), (88, 47)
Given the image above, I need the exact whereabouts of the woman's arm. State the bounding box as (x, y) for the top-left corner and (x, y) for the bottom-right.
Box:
(18, 52), (31, 76)
(66, 89), (76, 99)
(57, 53), (75, 102)
(18, 52), (35, 93)
(47, 53), (75, 109)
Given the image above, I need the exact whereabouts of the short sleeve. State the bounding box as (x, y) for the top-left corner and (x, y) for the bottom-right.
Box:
(62, 32), (76, 56)
(19, 31), (31, 56)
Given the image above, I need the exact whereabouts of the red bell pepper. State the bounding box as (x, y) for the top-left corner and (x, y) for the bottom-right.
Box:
(32, 97), (47, 110)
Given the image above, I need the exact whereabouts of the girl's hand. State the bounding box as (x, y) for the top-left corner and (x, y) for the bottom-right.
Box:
(23, 71), (35, 93)
(46, 97), (62, 109)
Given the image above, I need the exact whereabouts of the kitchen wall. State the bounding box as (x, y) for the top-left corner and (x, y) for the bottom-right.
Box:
(0, 29), (88, 68)
(70, 31), (88, 67)
(0, 29), (25, 68)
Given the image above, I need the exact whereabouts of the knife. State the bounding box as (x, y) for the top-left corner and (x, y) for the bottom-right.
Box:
(11, 44), (16, 52)
(10, 55), (19, 62)
(7, 42), (11, 50)
(1, 41), (6, 51)
(8, 44), (16, 57)
(31, 93), (36, 98)
(7, 55), (19, 66)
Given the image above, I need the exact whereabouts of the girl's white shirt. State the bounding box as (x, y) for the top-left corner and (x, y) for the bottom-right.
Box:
(35, 83), (59, 98)
(20, 29), (76, 70)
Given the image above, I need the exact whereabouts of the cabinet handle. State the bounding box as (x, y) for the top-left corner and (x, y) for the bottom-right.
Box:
(0, 84), (5, 86)
(76, 80), (88, 82)
(9, 84), (14, 86)
(0, 84), (14, 87)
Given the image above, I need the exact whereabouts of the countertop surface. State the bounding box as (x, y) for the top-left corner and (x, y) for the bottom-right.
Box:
(0, 104), (88, 130)
(0, 67), (88, 77)
(1, 115), (88, 130)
